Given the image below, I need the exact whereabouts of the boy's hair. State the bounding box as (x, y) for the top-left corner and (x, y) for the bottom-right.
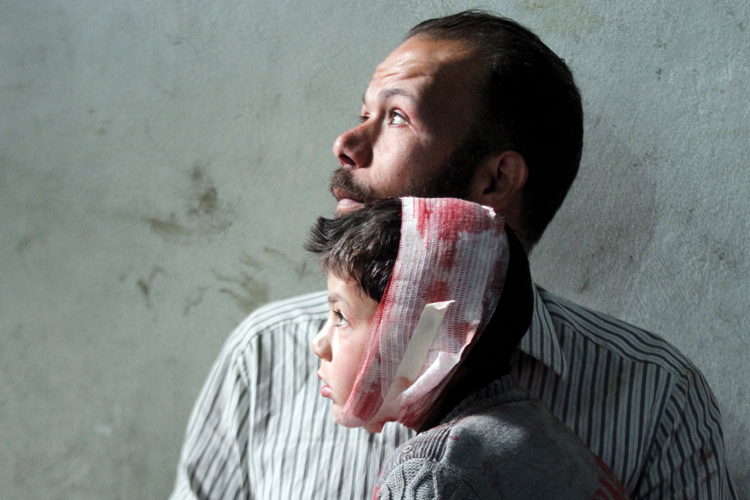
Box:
(305, 199), (402, 303)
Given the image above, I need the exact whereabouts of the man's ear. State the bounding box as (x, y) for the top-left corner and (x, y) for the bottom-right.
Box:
(469, 150), (528, 215)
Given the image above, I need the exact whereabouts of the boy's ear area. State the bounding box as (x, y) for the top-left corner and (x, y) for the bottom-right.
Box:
(468, 150), (528, 220)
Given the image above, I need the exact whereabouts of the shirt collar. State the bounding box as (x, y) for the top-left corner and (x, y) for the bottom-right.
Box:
(517, 285), (569, 381)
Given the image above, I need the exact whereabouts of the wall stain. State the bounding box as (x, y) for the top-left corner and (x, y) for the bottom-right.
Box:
(183, 287), (209, 316)
(213, 254), (269, 313)
(264, 246), (317, 278)
(142, 160), (233, 243)
(240, 251), (263, 270)
(189, 186), (218, 216)
(696, 233), (742, 272)
(577, 277), (591, 294)
(188, 162), (218, 215)
(136, 266), (166, 309)
(190, 165), (204, 182)
(16, 233), (41, 255)
(213, 269), (269, 314)
(145, 214), (191, 237)
(295, 260), (316, 278)
(263, 246), (288, 260)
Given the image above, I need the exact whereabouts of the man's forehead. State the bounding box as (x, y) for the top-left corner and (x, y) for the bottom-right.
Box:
(366, 37), (480, 101)
(377, 37), (476, 72)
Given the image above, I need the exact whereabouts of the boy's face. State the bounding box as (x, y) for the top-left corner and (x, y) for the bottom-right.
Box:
(312, 273), (380, 419)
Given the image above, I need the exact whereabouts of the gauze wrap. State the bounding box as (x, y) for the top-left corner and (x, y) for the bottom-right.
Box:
(336, 197), (509, 432)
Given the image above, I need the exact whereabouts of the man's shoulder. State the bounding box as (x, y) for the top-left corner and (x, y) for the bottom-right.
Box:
(222, 290), (329, 351)
(538, 287), (701, 379)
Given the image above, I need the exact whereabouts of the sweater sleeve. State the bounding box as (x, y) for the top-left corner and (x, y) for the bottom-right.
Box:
(376, 458), (484, 500)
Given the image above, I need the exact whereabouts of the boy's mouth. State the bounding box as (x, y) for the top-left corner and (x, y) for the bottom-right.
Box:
(317, 372), (333, 398)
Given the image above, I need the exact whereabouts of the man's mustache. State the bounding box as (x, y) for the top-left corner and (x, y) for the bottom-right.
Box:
(329, 168), (374, 202)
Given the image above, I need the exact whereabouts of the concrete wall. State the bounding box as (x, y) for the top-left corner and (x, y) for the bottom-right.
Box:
(1, 1), (747, 498)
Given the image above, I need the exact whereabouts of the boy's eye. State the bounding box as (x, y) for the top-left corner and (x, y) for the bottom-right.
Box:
(333, 310), (349, 327)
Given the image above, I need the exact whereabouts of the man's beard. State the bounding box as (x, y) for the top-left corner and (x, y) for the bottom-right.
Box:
(329, 137), (488, 205)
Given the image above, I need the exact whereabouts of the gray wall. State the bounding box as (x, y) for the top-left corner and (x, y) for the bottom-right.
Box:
(1, 1), (747, 498)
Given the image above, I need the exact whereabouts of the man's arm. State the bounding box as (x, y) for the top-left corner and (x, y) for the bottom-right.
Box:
(170, 334), (250, 500)
(635, 365), (737, 500)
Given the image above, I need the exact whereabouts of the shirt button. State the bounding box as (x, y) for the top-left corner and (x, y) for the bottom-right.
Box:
(402, 445), (413, 453)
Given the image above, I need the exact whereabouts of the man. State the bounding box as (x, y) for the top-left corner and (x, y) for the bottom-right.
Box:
(171, 11), (736, 500)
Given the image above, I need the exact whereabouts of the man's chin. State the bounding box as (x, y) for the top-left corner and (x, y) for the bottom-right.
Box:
(335, 198), (366, 214)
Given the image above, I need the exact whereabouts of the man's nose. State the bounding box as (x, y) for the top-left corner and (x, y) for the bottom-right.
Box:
(333, 123), (373, 170)
(311, 324), (332, 361)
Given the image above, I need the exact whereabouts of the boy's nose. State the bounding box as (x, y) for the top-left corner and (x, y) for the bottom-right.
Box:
(311, 324), (332, 361)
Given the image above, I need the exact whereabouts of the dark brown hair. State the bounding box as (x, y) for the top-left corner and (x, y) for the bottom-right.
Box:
(409, 10), (584, 244)
(305, 199), (402, 302)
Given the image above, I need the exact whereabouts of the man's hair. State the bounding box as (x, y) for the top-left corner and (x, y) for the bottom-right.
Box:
(408, 10), (584, 244)
(305, 199), (402, 303)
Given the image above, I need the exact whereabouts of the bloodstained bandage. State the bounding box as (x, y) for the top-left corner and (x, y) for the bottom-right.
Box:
(335, 197), (509, 432)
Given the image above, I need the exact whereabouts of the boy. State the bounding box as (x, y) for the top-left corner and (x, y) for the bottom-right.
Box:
(307, 197), (627, 499)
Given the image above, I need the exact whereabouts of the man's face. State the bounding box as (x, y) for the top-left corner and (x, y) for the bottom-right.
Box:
(331, 36), (483, 212)
(312, 273), (380, 419)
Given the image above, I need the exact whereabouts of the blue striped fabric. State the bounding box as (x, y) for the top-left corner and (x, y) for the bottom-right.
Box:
(170, 287), (737, 500)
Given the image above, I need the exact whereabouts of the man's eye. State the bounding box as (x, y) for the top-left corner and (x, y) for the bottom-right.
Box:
(388, 111), (407, 125)
(359, 114), (369, 123)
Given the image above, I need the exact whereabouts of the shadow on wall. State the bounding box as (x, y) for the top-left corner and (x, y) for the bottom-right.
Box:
(530, 114), (658, 316)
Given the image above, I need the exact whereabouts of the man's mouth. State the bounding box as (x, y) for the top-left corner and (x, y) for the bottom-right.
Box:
(329, 168), (372, 213)
(331, 187), (365, 212)
(335, 197), (365, 213)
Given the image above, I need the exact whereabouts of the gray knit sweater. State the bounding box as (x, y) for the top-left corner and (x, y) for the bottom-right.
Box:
(376, 376), (626, 500)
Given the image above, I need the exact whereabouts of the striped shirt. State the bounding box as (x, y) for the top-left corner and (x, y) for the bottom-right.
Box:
(170, 286), (737, 500)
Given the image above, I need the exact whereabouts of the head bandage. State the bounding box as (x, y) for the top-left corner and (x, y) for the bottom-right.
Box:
(336, 197), (509, 432)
